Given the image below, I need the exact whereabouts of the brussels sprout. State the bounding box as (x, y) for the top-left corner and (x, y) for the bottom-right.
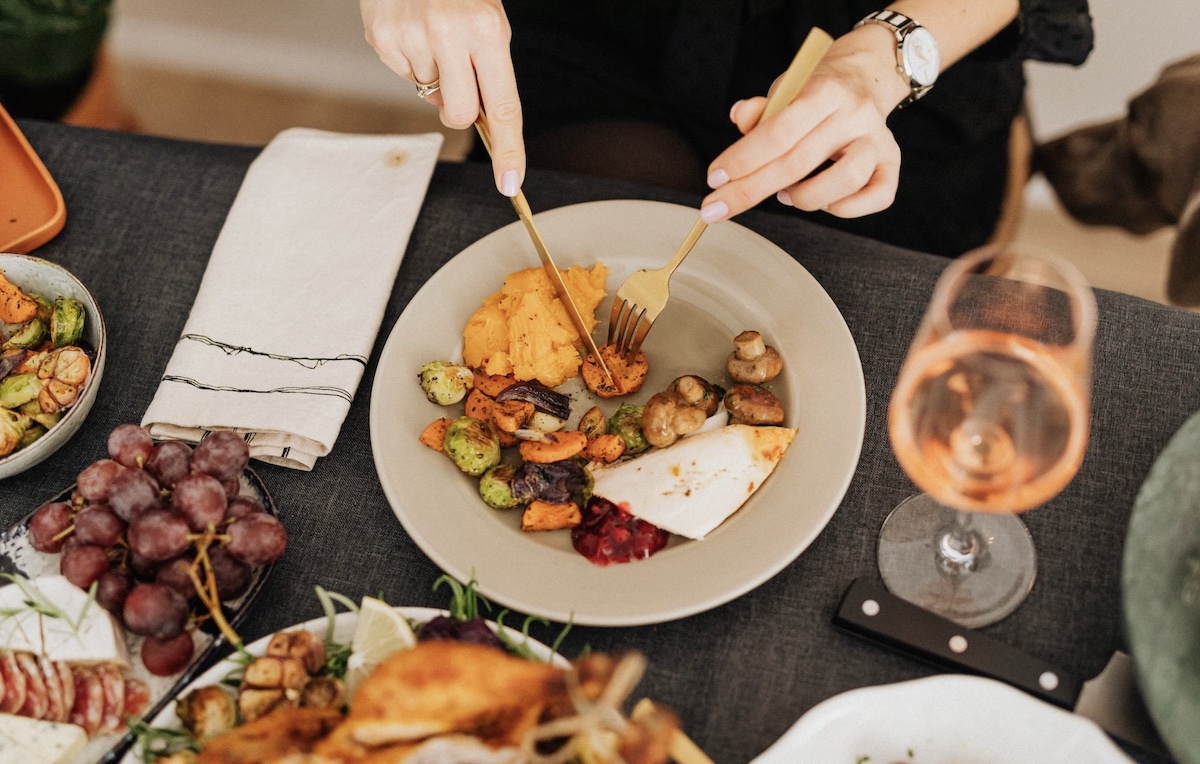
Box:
(419, 361), (474, 406)
(19, 398), (61, 429)
(18, 422), (47, 450)
(0, 373), (43, 410)
(0, 408), (31, 457)
(478, 463), (525, 510)
(3, 318), (47, 351)
(443, 416), (501, 476)
(607, 404), (650, 456)
(51, 297), (86, 347)
(31, 294), (53, 324)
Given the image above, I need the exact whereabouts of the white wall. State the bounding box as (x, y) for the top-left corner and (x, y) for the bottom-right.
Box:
(110, 0), (1199, 138)
(1024, 0), (1200, 139)
(110, 0), (421, 106)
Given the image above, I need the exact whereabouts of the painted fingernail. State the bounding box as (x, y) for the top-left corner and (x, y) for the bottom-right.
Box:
(707, 168), (730, 189)
(501, 170), (520, 197)
(777, 189), (793, 207)
(729, 100), (743, 122)
(699, 200), (729, 224)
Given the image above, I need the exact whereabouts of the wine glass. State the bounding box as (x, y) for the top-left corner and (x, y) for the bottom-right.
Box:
(878, 244), (1096, 628)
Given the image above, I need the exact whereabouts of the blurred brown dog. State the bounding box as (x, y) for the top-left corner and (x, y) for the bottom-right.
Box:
(1036, 53), (1200, 305)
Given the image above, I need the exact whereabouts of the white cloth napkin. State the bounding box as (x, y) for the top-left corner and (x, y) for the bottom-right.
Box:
(142, 127), (443, 470)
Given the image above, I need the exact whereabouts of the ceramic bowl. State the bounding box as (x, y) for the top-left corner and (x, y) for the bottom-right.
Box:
(0, 253), (106, 478)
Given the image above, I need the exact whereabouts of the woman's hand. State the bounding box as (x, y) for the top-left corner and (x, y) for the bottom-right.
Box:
(360, 0), (525, 196)
(700, 25), (910, 224)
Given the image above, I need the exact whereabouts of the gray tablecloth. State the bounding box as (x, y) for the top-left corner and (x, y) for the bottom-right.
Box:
(4, 121), (1198, 763)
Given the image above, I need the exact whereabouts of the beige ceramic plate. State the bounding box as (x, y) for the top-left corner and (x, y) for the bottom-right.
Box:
(370, 200), (865, 626)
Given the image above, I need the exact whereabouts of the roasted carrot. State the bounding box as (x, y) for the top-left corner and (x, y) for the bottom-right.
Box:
(418, 418), (453, 452)
(518, 430), (588, 464)
(0, 271), (38, 324)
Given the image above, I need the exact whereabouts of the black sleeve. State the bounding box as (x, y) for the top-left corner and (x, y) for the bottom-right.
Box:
(1018, 0), (1094, 65)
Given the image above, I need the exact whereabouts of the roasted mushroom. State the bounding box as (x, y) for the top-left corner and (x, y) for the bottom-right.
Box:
(726, 330), (783, 384)
(667, 375), (722, 417)
(640, 375), (721, 448)
(724, 384), (785, 426)
(641, 391), (707, 449)
(176, 685), (237, 742)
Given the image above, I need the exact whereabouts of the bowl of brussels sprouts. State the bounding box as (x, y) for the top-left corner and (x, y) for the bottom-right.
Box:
(0, 253), (105, 478)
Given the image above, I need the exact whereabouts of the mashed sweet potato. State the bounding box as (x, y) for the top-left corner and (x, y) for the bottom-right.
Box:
(462, 264), (607, 387)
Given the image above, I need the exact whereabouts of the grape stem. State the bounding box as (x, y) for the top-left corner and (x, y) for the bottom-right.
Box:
(184, 529), (242, 648)
(51, 524), (75, 542)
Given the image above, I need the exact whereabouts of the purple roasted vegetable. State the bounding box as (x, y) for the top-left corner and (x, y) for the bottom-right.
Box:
(496, 381), (571, 420)
(416, 615), (504, 648)
(511, 459), (593, 505)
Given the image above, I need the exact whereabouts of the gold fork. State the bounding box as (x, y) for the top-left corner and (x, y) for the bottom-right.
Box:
(608, 27), (834, 357)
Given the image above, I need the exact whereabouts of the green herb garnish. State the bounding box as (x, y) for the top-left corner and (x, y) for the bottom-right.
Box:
(433, 572), (490, 621)
(0, 573), (97, 635)
(126, 717), (199, 763)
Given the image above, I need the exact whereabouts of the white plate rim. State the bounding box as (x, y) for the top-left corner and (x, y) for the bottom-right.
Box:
(751, 674), (1135, 764)
(369, 199), (866, 626)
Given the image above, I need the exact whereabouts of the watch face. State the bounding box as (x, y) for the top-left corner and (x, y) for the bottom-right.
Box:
(903, 27), (940, 87)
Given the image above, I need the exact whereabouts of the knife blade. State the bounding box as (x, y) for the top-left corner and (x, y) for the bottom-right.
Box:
(834, 577), (1169, 755)
(473, 115), (616, 390)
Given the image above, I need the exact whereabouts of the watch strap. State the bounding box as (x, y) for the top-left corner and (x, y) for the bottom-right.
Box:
(855, 9), (935, 107)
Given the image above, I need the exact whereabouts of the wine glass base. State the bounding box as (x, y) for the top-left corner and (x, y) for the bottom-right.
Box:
(877, 493), (1036, 628)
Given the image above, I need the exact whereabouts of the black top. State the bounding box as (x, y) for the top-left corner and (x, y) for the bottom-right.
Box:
(499, 0), (1094, 256)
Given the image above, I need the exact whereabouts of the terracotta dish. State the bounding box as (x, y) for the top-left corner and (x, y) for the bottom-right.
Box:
(0, 103), (66, 254)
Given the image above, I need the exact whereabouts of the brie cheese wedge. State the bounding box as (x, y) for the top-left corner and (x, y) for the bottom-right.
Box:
(0, 713), (87, 764)
(590, 424), (797, 539)
(0, 575), (129, 668)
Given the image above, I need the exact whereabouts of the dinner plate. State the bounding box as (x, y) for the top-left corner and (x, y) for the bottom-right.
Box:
(0, 469), (278, 764)
(1123, 409), (1200, 764)
(122, 606), (563, 763)
(370, 199), (865, 626)
(751, 674), (1134, 763)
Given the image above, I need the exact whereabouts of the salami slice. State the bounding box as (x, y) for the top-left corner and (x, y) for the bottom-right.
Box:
(0, 650), (26, 714)
(123, 678), (151, 719)
(38, 655), (67, 722)
(96, 663), (126, 734)
(56, 661), (76, 720)
(15, 652), (49, 720)
(69, 666), (105, 736)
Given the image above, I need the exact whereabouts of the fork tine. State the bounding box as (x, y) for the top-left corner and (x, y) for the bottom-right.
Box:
(607, 299), (624, 345)
(613, 301), (637, 356)
(628, 314), (652, 356)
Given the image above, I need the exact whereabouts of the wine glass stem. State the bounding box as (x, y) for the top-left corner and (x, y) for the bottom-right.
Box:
(937, 509), (985, 575)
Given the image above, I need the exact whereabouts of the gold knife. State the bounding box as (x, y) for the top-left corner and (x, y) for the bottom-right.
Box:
(474, 114), (617, 389)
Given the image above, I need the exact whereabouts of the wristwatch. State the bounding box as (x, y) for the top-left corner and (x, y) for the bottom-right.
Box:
(854, 9), (940, 108)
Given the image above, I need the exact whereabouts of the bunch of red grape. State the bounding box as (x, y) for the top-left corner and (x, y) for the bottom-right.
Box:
(28, 425), (287, 676)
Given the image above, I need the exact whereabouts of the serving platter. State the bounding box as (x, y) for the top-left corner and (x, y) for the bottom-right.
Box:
(751, 674), (1134, 763)
(122, 606), (563, 763)
(0, 469), (279, 764)
(1123, 409), (1200, 764)
(370, 199), (865, 626)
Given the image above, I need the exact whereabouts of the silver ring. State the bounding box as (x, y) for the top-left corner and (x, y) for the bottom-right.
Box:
(415, 78), (440, 98)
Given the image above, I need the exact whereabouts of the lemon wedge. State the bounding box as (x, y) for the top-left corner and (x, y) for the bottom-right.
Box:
(344, 597), (418, 698)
